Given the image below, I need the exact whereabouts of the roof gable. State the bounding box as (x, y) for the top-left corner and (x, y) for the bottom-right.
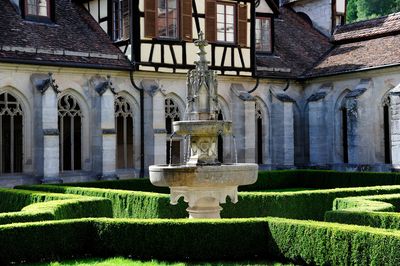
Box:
(0, 0), (131, 70)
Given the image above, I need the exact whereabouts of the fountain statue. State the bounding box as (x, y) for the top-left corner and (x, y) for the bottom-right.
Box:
(149, 32), (258, 219)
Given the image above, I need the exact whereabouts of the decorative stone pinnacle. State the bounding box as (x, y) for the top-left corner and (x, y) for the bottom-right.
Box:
(194, 31), (209, 68)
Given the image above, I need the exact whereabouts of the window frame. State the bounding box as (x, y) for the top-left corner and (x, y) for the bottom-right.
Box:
(215, 1), (236, 44)
(112, 0), (124, 41)
(156, 0), (180, 40)
(23, 0), (53, 23)
(255, 13), (274, 54)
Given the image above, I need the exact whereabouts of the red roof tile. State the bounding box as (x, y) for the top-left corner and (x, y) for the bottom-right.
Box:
(256, 7), (332, 78)
(0, 0), (131, 70)
(333, 12), (400, 43)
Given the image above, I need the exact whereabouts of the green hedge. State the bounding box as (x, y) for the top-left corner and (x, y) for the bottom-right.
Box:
(0, 188), (76, 212)
(1, 217), (400, 265)
(0, 189), (112, 225)
(17, 184), (400, 221)
(226, 185), (400, 220)
(62, 179), (170, 193)
(16, 185), (188, 219)
(242, 170), (400, 191)
(57, 170), (400, 192)
(325, 194), (400, 230)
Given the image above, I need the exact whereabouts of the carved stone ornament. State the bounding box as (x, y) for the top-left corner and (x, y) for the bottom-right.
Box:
(32, 72), (60, 94)
(93, 75), (116, 96)
(307, 91), (327, 102)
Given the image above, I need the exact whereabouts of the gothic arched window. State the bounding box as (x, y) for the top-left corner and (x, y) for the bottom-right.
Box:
(0, 92), (23, 173)
(341, 106), (349, 163)
(58, 95), (83, 171)
(165, 98), (180, 164)
(115, 96), (134, 169)
(255, 102), (263, 164)
(383, 96), (391, 164)
(217, 111), (224, 163)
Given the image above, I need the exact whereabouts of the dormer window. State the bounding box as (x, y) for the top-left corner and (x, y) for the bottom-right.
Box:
(255, 16), (272, 53)
(333, 0), (346, 27)
(23, 0), (54, 22)
(26, 0), (49, 17)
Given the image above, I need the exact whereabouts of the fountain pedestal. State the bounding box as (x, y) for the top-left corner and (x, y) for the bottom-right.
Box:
(149, 32), (258, 218)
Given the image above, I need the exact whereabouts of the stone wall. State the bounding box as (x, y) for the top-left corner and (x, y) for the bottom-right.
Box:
(303, 66), (400, 171)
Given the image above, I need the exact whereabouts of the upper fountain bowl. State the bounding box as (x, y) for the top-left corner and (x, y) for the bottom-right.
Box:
(173, 120), (232, 136)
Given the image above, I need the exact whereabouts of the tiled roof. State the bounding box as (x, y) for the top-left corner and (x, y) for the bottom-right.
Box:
(333, 12), (400, 43)
(305, 34), (400, 77)
(256, 7), (332, 78)
(0, 0), (131, 70)
(306, 13), (400, 77)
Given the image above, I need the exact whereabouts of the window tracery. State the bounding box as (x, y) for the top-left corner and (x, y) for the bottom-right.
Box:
(0, 92), (24, 174)
(58, 95), (83, 171)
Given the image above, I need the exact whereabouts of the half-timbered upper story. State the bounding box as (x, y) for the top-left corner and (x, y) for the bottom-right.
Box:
(80, 0), (283, 76)
(77, 0), (344, 78)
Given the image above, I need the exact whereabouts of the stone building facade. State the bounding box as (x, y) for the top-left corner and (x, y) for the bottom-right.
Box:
(1, 0), (400, 187)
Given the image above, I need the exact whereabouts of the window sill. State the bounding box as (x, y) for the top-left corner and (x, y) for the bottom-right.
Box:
(24, 15), (53, 24)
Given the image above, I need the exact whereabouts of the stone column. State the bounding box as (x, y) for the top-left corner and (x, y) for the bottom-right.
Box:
(33, 73), (61, 183)
(230, 84), (256, 163)
(100, 89), (117, 179)
(307, 91), (328, 165)
(244, 100), (256, 163)
(271, 93), (295, 167)
(390, 91), (400, 168)
(142, 80), (166, 170)
(94, 76), (117, 180)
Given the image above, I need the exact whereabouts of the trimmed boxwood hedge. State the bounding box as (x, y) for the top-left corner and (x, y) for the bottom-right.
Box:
(17, 184), (400, 221)
(57, 170), (400, 192)
(325, 194), (400, 230)
(0, 188), (112, 224)
(243, 170), (400, 190)
(16, 185), (188, 219)
(1, 217), (400, 265)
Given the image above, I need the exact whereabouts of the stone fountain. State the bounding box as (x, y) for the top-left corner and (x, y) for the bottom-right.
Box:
(149, 32), (258, 219)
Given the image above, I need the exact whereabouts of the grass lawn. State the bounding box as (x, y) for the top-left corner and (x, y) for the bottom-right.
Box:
(23, 257), (293, 266)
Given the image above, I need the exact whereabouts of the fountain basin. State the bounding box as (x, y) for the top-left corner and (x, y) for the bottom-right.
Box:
(149, 163), (258, 218)
(173, 120), (232, 136)
(149, 163), (257, 187)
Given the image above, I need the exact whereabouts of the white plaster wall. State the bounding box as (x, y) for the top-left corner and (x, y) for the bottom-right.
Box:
(291, 0), (333, 36)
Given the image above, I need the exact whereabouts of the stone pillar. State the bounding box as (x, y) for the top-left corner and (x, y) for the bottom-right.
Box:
(271, 93), (295, 167)
(93, 76), (117, 180)
(345, 79), (371, 165)
(244, 100), (256, 163)
(42, 88), (60, 182)
(142, 80), (166, 170)
(100, 89), (117, 179)
(307, 91), (328, 165)
(32, 73), (61, 183)
(230, 84), (256, 163)
(390, 90), (400, 168)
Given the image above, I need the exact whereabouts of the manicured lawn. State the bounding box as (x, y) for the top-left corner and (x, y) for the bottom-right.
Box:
(23, 257), (293, 266)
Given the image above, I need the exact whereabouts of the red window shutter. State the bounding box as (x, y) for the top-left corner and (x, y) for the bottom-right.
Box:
(123, 0), (130, 39)
(144, 0), (156, 38)
(237, 4), (248, 47)
(180, 0), (193, 41)
(205, 0), (216, 43)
